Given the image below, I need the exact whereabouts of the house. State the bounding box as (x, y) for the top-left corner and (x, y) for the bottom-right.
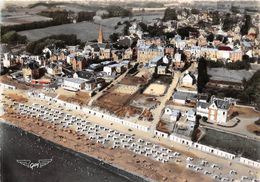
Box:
(164, 44), (175, 58)
(157, 65), (167, 75)
(137, 44), (164, 63)
(196, 101), (210, 118)
(103, 64), (117, 76)
(186, 109), (196, 122)
(62, 78), (86, 91)
(85, 78), (106, 91)
(99, 43), (111, 60)
(123, 48), (133, 60)
(196, 96), (232, 123)
(3, 53), (17, 68)
(164, 107), (180, 122)
(46, 63), (62, 76)
(71, 55), (87, 71)
(181, 72), (196, 87)
(22, 60), (43, 80)
(208, 97), (232, 123)
(172, 52), (185, 69)
(149, 55), (163, 68)
(171, 110), (181, 122)
(172, 91), (197, 105)
(171, 35), (186, 50)
(129, 22), (143, 39)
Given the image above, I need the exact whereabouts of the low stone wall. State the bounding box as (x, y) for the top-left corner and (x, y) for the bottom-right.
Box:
(239, 157), (260, 169)
(27, 91), (260, 169)
(28, 92), (150, 132)
(169, 134), (260, 169)
(0, 83), (16, 90)
(154, 130), (169, 138)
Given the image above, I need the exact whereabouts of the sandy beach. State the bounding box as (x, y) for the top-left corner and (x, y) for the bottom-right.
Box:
(0, 107), (213, 182)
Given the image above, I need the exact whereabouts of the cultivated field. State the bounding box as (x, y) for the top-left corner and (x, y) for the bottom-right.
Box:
(2, 15), (52, 26)
(18, 21), (121, 42)
(17, 14), (163, 42)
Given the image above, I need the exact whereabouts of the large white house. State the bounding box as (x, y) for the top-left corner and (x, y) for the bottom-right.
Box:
(208, 98), (231, 123)
(196, 96), (232, 123)
(62, 78), (86, 91)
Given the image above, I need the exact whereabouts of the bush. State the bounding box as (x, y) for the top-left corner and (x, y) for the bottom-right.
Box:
(1, 31), (27, 45)
(226, 60), (250, 70)
(163, 8), (177, 21)
(77, 11), (95, 22)
(255, 119), (260, 126)
(207, 60), (224, 68)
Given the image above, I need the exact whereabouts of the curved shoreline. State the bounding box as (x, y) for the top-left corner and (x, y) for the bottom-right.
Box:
(0, 120), (152, 182)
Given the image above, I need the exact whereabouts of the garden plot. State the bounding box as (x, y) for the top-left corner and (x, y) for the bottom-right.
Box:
(143, 83), (167, 96)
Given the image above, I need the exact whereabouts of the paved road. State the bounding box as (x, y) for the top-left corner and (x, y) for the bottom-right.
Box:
(150, 62), (197, 130)
(151, 71), (181, 130)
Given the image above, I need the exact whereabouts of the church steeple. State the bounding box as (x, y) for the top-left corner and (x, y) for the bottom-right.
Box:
(98, 25), (103, 44)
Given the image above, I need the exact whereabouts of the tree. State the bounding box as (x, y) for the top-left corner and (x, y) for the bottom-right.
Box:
(207, 33), (214, 42)
(240, 15), (251, 36)
(191, 8), (200, 15)
(1, 31), (27, 45)
(146, 24), (164, 37)
(26, 34), (80, 55)
(197, 57), (209, 93)
(222, 13), (237, 32)
(138, 22), (148, 32)
(163, 8), (177, 21)
(109, 33), (119, 43)
(77, 11), (95, 22)
(230, 6), (240, 14)
(177, 26), (199, 39)
(211, 11), (220, 25)
(123, 21), (131, 35)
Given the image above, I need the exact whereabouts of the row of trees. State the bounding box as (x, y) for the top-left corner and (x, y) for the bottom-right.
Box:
(197, 57), (209, 93)
(102, 6), (132, 18)
(77, 11), (95, 22)
(38, 10), (70, 24)
(1, 10), (71, 35)
(207, 55), (251, 70)
(26, 34), (81, 55)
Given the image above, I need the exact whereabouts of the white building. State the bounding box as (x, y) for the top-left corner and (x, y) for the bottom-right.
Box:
(182, 72), (195, 86)
(103, 64), (118, 76)
(196, 101), (209, 118)
(62, 78), (86, 91)
(186, 109), (196, 122)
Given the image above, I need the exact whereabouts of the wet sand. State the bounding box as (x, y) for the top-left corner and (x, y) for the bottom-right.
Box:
(0, 122), (134, 182)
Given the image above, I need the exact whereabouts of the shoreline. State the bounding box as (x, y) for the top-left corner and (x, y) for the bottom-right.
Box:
(0, 111), (212, 182)
(0, 120), (150, 182)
